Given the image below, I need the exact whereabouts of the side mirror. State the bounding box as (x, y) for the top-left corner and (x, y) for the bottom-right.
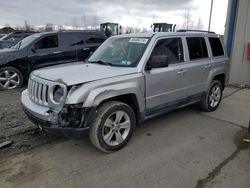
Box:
(31, 47), (36, 53)
(146, 55), (168, 70)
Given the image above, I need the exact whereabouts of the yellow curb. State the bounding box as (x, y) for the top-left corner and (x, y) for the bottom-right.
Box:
(243, 139), (250, 143)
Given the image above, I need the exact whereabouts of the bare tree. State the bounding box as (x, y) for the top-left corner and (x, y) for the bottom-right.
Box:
(24, 20), (31, 31)
(57, 25), (64, 31)
(81, 15), (87, 29)
(71, 18), (79, 29)
(142, 27), (148, 33)
(182, 10), (194, 30)
(195, 17), (204, 30)
(44, 23), (54, 31)
(90, 14), (100, 29)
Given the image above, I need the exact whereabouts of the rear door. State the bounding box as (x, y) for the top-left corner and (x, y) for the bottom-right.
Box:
(75, 33), (106, 61)
(183, 36), (211, 97)
(57, 33), (77, 63)
(208, 36), (228, 75)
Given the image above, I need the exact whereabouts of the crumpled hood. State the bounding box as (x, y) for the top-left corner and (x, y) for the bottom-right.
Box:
(32, 62), (138, 86)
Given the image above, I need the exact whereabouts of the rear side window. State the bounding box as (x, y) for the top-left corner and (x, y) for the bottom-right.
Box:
(35, 35), (58, 49)
(209, 37), (224, 57)
(86, 36), (105, 44)
(60, 34), (77, 46)
(187, 37), (208, 60)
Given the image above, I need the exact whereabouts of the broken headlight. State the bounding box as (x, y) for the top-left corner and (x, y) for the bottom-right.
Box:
(53, 85), (64, 103)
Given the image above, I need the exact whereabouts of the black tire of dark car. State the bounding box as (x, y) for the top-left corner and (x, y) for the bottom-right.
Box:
(0, 66), (24, 90)
(89, 101), (136, 153)
(201, 80), (223, 112)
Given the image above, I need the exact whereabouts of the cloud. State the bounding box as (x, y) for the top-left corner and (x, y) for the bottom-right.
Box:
(0, 0), (195, 27)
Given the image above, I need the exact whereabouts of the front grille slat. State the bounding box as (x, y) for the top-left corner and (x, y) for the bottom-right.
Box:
(28, 78), (50, 107)
(42, 84), (48, 105)
(38, 83), (42, 103)
(35, 82), (38, 101)
(31, 80), (35, 99)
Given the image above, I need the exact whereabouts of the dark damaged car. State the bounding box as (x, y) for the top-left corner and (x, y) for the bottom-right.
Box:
(0, 30), (106, 90)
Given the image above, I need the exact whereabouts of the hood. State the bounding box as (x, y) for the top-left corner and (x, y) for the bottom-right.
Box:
(0, 48), (23, 64)
(32, 62), (139, 86)
(0, 48), (16, 54)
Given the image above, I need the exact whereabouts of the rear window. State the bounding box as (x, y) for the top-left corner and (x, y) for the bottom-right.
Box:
(187, 37), (208, 60)
(209, 37), (224, 57)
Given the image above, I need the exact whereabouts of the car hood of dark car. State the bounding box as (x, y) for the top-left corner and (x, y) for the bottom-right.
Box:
(0, 48), (21, 63)
(0, 48), (16, 54)
(32, 62), (139, 86)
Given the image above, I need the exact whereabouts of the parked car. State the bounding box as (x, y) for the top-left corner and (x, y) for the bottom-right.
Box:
(21, 31), (229, 152)
(0, 30), (106, 90)
(0, 31), (36, 49)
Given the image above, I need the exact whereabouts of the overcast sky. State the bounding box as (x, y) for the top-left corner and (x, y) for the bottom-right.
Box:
(0, 0), (228, 34)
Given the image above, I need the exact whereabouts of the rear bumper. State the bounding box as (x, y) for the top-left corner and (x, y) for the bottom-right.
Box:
(21, 89), (89, 137)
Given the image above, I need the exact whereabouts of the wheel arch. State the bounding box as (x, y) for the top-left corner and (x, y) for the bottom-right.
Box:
(0, 60), (31, 82)
(212, 73), (226, 89)
(98, 93), (141, 124)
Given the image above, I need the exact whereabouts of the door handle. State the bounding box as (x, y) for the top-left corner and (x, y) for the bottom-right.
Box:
(177, 69), (187, 74)
(83, 48), (90, 51)
(204, 64), (212, 69)
(52, 51), (61, 54)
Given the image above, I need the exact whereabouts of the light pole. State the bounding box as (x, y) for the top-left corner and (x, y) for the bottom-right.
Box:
(208, 0), (214, 31)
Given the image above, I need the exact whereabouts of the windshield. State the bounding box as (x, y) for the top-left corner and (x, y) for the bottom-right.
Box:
(88, 37), (150, 67)
(13, 34), (40, 50)
(0, 33), (11, 40)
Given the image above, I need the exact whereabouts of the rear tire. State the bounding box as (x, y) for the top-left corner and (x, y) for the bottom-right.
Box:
(0, 66), (23, 90)
(201, 80), (223, 112)
(89, 101), (136, 153)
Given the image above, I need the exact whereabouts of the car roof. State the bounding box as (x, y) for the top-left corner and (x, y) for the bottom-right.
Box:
(28, 30), (106, 38)
(112, 31), (221, 39)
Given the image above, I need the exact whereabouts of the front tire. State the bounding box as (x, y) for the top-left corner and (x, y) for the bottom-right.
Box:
(201, 80), (223, 112)
(0, 66), (24, 90)
(89, 101), (136, 153)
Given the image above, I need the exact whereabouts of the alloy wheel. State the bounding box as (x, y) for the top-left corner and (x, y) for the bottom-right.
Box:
(208, 85), (222, 108)
(102, 111), (131, 146)
(0, 69), (21, 89)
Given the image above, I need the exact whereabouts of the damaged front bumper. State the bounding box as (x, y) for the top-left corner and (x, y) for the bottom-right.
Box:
(21, 89), (89, 137)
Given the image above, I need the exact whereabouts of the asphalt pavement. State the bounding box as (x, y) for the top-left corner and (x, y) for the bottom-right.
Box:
(0, 87), (249, 188)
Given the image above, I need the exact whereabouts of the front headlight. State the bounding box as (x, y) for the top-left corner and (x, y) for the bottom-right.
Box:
(53, 85), (64, 103)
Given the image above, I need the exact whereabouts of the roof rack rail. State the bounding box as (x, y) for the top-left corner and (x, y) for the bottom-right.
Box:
(177, 29), (215, 34)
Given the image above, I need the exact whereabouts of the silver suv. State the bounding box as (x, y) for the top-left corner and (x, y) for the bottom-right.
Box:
(21, 31), (229, 152)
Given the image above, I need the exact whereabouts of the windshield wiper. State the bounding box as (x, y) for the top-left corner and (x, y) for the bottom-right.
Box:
(88, 60), (113, 66)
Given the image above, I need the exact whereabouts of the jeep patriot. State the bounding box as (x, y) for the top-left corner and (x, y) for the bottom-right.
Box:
(21, 31), (229, 152)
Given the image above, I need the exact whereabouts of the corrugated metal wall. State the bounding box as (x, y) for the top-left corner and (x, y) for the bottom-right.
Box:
(227, 0), (250, 86)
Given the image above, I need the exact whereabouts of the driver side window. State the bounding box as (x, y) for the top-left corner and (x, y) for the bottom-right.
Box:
(149, 38), (184, 68)
(35, 35), (58, 49)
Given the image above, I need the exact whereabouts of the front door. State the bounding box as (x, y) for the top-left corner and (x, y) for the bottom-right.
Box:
(144, 37), (188, 115)
(28, 34), (62, 69)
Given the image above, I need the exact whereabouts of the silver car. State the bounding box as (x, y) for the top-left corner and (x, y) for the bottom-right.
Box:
(21, 31), (229, 152)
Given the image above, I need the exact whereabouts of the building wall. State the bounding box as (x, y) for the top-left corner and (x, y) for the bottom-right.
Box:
(226, 0), (250, 86)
